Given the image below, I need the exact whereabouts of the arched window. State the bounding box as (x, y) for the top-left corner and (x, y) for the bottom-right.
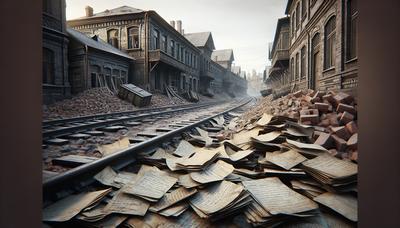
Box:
(346, 0), (358, 60)
(324, 16), (336, 69)
(290, 57), (295, 81)
(43, 48), (55, 84)
(107, 29), (119, 48)
(128, 27), (139, 49)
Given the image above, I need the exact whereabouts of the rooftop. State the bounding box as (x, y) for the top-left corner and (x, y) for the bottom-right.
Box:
(184, 32), (215, 50)
(67, 28), (134, 60)
(211, 49), (234, 62)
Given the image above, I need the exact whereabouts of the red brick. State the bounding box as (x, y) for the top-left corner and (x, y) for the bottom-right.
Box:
(333, 92), (353, 105)
(326, 113), (339, 127)
(315, 102), (329, 112)
(336, 103), (357, 115)
(300, 114), (319, 125)
(314, 132), (333, 149)
(304, 95), (313, 103)
(347, 133), (358, 150)
(299, 109), (319, 116)
(339, 111), (354, 125)
(311, 96), (321, 103)
(322, 94), (336, 105)
(330, 126), (351, 140)
(318, 119), (330, 127)
(331, 134), (347, 151)
(345, 121), (358, 134)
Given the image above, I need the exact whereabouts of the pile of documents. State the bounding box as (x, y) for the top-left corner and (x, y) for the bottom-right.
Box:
(43, 90), (359, 227)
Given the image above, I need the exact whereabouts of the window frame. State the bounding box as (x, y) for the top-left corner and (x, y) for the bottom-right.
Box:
(107, 29), (119, 48)
(301, 46), (306, 79)
(346, 0), (358, 61)
(127, 26), (140, 49)
(324, 16), (336, 70)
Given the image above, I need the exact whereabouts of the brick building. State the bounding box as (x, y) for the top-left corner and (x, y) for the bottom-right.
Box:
(42, 0), (70, 104)
(67, 6), (201, 94)
(268, 0), (358, 95)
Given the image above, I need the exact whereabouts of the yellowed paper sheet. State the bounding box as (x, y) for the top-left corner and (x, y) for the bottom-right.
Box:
(314, 192), (357, 222)
(266, 149), (307, 170)
(243, 177), (318, 215)
(256, 113), (273, 126)
(150, 187), (197, 212)
(97, 137), (130, 156)
(302, 154), (358, 178)
(94, 166), (121, 188)
(103, 190), (149, 216)
(190, 160), (234, 184)
(43, 188), (111, 222)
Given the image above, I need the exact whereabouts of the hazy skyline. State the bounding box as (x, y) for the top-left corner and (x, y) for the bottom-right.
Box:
(66, 0), (287, 74)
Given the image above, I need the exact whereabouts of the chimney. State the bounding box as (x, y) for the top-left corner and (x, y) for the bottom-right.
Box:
(85, 6), (93, 17)
(170, 21), (176, 29)
(182, 29), (185, 35)
(176, 20), (182, 34)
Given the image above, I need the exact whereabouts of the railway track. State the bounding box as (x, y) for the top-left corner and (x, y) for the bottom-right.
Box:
(43, 97), (255, 197)
(42, 100), (223, 140)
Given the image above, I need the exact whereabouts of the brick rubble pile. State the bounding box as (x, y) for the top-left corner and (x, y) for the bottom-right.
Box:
(238, 89), (358, 162)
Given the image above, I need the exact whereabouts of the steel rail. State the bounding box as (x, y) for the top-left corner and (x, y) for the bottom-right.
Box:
(43, 98), (252, 193)
(42, 101), (224, 139)
(43, 100), (222, 127)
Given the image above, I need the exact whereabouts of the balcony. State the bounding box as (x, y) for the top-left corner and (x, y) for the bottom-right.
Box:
(148, 50), (187, 72)
(271, 49), (289, 68)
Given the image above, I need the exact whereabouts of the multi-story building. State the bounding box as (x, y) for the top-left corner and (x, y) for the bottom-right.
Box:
(268, 0), (358, 95)
(184, 32), (220, 94)
(267, 17), (291, 96)
(43, 0), (70, 104)
(68, 6), (201, 93)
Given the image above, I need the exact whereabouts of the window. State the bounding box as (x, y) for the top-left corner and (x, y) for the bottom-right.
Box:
(301, 0), (307, 20)
(180, 47), (184, 62)
(291, 12), (296, 37)
(170, 40), (175, 57)
(296, 3), (300, 30)
(324, 16), (336, 69)
(176, 43), (180, 60)
(161, 35), (167, 52)
(128, 27), (139, 49)
(107, 29), (119, 48)
(295, 52), (299, 79)
(152, 29), (160, 49)
(291, 58), (295, 81)
(346, 0), (358, 60)
(43, 48), (55, 84)
(301, 46), (306, 78)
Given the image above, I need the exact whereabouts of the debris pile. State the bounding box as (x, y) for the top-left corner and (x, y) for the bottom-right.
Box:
(42, 91), (358, 227)
(43, 88), (191, 120)
(238, 89), (358, 162)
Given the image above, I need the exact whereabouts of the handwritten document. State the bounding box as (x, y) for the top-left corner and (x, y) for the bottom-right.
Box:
(190, 160), (234, 184)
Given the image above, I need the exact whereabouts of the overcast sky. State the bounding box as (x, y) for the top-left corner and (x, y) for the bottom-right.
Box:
(66, 0), (287, 75)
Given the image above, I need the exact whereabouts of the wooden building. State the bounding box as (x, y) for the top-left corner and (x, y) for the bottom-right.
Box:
(268, 0), (358, 95)
(67, 28), (134, 94)
(67, 6), (200, 94)
(267, 17), (291, 96)
(42, 0), (70, 104)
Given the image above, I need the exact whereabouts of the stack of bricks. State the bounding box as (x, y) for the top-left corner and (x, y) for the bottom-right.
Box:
(238, 89), (358, 162)
(289, 90), (358, 162)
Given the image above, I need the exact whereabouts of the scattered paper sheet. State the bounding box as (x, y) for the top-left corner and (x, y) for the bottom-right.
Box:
(43, 188), (111, 222)
(302, 154), (358, 178)
(266, 150), (307, 170)
(97, 137), (130, 156)
(190, 160), (234, 184)
(314, 192), (358, 222)
(150, 187), (197, 212)
(256, 113), (273, 126)
(243, 177), (318, 215)
(103, 190), (149, 216)
(172, 140), (196, 157)
(122, 168), (177, 201)
(94, 166), (121, 188)
(190, 180), (243, 215)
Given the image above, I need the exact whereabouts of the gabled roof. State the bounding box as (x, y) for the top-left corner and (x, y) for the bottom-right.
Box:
(184, 32), (215, 50)
(67, 28), (134, 60)
(211, 49), (234, 62)
(74, 6), (144, 20)
(285, 0), (294, 14)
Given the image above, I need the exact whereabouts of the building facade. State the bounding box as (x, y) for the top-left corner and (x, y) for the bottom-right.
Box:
(268, 17), (291, 96)
(43, 0), (70, 104)
(67, 6), (201, 94)
(268, 0), (358, 95)
(67, 28), (135, 94)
